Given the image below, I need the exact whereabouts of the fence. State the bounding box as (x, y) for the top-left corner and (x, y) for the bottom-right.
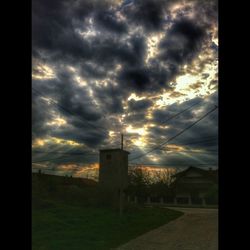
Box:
(127, 195), (218, 208)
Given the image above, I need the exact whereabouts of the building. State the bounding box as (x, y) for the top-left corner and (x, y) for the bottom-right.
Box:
(99, 148), (130, 191)
(171, 166), (218, 205)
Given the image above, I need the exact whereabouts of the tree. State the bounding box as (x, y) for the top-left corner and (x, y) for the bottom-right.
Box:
(126, 166), (151, 202)
(126, 166), (178, 202)
(152, 168), (177, 187)
(128, 166), (151, 186)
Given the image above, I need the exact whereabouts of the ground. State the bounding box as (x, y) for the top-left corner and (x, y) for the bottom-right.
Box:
(32, 174), (217, 250)
(116, 207), (218, 250)
(32, 200), (183, 250)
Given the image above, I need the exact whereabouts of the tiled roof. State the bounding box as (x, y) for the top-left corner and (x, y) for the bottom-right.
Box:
(173, 166), (218, 180)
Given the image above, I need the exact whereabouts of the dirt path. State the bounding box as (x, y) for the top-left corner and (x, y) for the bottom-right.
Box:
(116, 207), (218, 250)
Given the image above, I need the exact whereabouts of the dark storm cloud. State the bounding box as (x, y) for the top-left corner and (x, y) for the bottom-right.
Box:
(117, 61), (171, 93)
(152, 96), (203, 125)
(90, 35), (147, 68)
(128, 99), (153, 112)
(32, 0), (218, 167)
(117, 17), (207, 93)
(79, 62), (109, 79)
(156, 153), (217, 169)
(32, 0), (79, 56)
(32, 0), (168, 93)
(134, 91), (218, 168)
(95, 10), (128, 34)
(122, 0), (168, 32)
(55, 72), (102, 122)
(125, 113), (149, 127)
(32, 70), (109, 147)
(51, 127), (106, 147)
(148, 92), (218, 154)
(32, 0), (144, 67)
(118, 67), (151, 91)
(159, 18), (206, 64)
(33, 70), (103, 122)
(32, 93), (53, 139)
(92, 84), (124, 114)
(33, 0), (208, 94)
(32, 0), (109, 61)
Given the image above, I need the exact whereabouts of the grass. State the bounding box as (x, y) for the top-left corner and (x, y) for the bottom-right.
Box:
(32, 199), (183, 250)
(32, 173), (183, 250)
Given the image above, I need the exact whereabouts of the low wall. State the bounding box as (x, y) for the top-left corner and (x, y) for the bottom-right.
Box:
(127, 195), (218, 208)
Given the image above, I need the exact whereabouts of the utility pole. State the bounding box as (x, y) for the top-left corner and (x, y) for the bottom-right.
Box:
(119, 159), (123, 216)
(120, 132), (124, 216)
(121, 133), (124, 150)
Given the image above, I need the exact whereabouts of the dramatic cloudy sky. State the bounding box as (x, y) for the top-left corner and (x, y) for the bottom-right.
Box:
(32, 0), (218, 177)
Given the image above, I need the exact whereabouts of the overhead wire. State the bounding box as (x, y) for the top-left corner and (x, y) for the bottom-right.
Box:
(32, 87), (107, 132)
(129, 105), (218, 162)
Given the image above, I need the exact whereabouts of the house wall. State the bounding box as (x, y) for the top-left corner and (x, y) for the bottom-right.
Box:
(174, 169), (217, 201)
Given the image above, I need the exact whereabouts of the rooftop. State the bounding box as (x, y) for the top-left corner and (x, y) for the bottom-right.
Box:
(99, 148), (130, 154)
(173, 166), (218, 180)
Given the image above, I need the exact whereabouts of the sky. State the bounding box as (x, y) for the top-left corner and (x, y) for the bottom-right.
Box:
(32, 0), (218, 177)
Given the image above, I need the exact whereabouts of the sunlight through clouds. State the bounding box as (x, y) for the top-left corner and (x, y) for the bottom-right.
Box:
(32, 0), (218, 172)
(46, 117), (67, 127)
(32, 64), (56, 80)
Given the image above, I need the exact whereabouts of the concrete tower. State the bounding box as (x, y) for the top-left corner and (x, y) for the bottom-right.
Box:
(99, 148), (130, 191)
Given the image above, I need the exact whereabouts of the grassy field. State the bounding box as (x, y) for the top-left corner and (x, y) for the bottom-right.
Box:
(32, 173), (183, 250)
(32, 200), (182, 250)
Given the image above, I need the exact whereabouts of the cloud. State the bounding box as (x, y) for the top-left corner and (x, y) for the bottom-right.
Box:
(131, 92), (218, 164)
(122, 0), (169, 32)
(32, 0), (218, 169)
(32, 94), (53, 139)
(95, 10), (128, 34)
(128, 99), (153, 112)
(159, 18), (206, 65)
(92, 84), (125, 114)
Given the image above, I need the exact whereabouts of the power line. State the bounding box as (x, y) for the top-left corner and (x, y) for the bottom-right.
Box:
(130, 163), (217, 166)
(32, 158), (70, 163)
(129, 163), (218, 170)
(32, 150), (98, 156)
(32, 154), (98, 164)
(32, 167), (92, 171)
(31, 140), (135, 161)
(32, 155), (98, 163)
(32, 87), (107, 132)
(126, 99), (217, 151)
(32, 137), (217, 161)
(32, 164), (98, 176)
(129, 105), (218, 162)
(124, 100), (203, 142)
(149, 135), (217, 145)
(32, 162), (97, 168)
(157, 100), (202, 127)
(32, 154), (85, 163)
(32, 145), (98, 163)
(177, 138), (218, 146)
(161, 149), (218, 154)
(129, 137), (218, 151)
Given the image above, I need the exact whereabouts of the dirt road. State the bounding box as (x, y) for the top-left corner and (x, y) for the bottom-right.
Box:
(116, 207), (218, 250)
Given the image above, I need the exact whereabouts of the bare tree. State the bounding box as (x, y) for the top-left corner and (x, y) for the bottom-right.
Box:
(128, 165), (151, 186)
(143, 168), (177, 186)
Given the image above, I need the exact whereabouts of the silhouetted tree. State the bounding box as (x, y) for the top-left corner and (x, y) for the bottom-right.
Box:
(127, 166), (177, 202)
